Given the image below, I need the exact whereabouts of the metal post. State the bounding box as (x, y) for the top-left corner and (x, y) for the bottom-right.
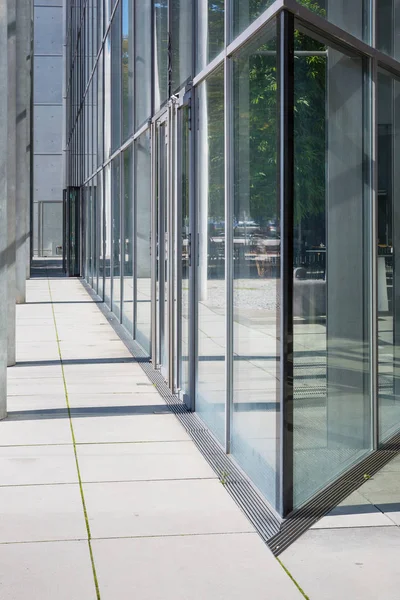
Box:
(278, 10), (294, 517)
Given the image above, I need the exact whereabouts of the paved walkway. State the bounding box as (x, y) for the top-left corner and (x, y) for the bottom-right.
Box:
(0, 263), (304, 599)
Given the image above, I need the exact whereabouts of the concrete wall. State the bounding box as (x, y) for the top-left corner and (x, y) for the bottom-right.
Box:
(33, 0), (63, 257)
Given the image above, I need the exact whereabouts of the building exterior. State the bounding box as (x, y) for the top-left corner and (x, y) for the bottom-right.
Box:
(33, 0), (64, 257)
(64, 0), (400, 524)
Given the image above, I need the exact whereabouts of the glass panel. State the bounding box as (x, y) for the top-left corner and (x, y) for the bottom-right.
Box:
(296, 0), (369, 42)
(231, 27), (279, 510)
(104, 33), (111, 159)
(233, 0), (274, 39)
(377, 1), (400, 61)
(92, 181), (98, 293)
(197, 0), (224, 73)
(122, 0), (134, 140)
(135, 129), (152, 355)
(178, 105), (190, 399)
(292, 32), (371, 508)
(111, 4), (121, 152)
(98, 170), (105, 299)
(135, 0), (152, 129)
(104, 164), (112, 305)
(196, 66), (225, 444)
(122, 145), (134, 334)
(170, 0), (193, 92)
(112, 157), (121, 319)
(378, 70), (400, 441)
(97, 51), (104, 166)
(154, 0), (169, 110)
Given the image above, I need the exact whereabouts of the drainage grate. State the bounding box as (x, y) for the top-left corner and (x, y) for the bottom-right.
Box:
(80, 279), (400, 556)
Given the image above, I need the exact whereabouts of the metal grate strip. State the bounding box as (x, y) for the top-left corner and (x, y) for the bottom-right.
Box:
(80, 279), (400, 556)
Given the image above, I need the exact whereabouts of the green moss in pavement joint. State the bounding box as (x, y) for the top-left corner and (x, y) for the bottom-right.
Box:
(277, 558), (310, 599)
(47, 276), (101, 600)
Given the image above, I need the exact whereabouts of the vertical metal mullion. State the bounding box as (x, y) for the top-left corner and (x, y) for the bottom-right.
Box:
(224, 54), (233, 455)
(168, 101), (175, 389)
(120, 149), (124, 324)
(371, 57), (379, 449)
(132, 141), (137, 338)
(189, 90), (197, 412)
(279, 9), (294, 518)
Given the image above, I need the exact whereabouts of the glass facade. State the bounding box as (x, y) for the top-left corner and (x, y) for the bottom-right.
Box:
(65, 0), (400, 519)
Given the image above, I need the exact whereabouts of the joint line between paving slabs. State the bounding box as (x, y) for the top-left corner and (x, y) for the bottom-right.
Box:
(46, 267), (101, 600)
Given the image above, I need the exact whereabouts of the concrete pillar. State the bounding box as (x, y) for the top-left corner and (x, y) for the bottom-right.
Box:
(7, 0), (16, 367)
(15, 0), (31, 303)
(0, 0), (8, 418)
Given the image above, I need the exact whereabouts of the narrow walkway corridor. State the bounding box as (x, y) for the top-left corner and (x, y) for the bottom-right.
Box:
(0, 261), (302, 599)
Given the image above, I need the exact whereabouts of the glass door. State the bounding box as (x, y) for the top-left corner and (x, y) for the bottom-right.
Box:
(152, 95), (193, 407)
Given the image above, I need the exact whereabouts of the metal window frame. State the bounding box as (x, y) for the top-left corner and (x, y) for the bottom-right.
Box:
(64, 0), (400, 519)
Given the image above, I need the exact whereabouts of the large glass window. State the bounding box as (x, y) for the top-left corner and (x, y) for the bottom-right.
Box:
(135, 0), (152, 128)
(196, 66), (225, 444)
(154, 0), (168, 110)
(104, 163), (112, 305)
(233, 0), (274, 39)
(98, 170), (105, 299)
(112, 156), (121, 319)
(296, 0), (369, 42)
(231, 26), (279, 510)
(135, 130), (152, 355)
(122, 145), (134, 334)
(111, 4), (121, 152)
(97, 52), (104, 167)
(104, 33), (111, 158)
(377, 69), (400, 441)
(122, 0), (133, 140)
(377, 1), (400, 61)
(292, 32), (371, 508)
(197, 0), (224, 73)
(170, 0), (193, 92)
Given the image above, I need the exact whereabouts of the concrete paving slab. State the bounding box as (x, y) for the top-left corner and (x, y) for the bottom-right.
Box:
(311, 489), (395, 529)
(93, 534), (303, 600)
(84, 479), (254, 538)
(77, 441), (216, 482)
(0, 418), (73, 446)
(72, 414), (191, 444)
(67, 391), (165, 408)
(0, 445), (78, 485)
(0, 484), (87, 542)
(0, 540), (97, 599)
(7, 394), (67, 411)
(281, 527), (400, 600)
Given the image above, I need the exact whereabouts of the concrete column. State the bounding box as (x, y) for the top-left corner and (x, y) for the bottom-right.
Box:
(0, 0), (8, 418)
(15, 0), (31, 303)
(7, 0), (16, 367)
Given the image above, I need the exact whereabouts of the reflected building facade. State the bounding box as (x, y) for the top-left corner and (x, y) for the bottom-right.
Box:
(65, 0), (400, 520)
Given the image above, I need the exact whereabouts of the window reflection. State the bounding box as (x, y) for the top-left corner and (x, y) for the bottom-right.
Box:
(135, 131), (152, 355)
(122, 0), (133, 140)
(122, 146), (134, 334)
(292, 32), (371, 507)
(232, 28), (279, 510)
(197, 0), (224, 72)
(377, 70), (400, 441)
(154, 0), (168, 110)
(196, 66), (225, 443)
